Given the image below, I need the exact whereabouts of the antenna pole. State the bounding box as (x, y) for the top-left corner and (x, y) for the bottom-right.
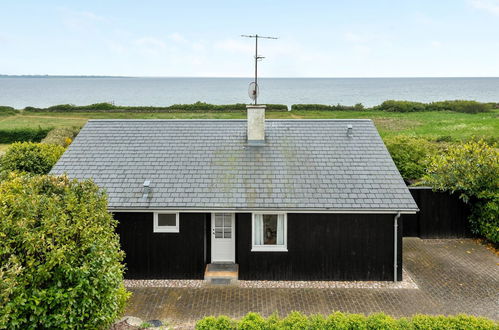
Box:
(241, 34), (278, 105)
(255, 35), (258, 104)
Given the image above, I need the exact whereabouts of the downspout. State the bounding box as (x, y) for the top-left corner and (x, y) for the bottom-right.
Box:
(394, 212), (401, 282)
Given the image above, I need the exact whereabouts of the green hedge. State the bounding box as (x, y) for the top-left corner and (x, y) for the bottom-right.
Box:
(24, 102), (289, 113)
(195, 311), (498, 329)
(0, 127), (52, 144)
(13, 100), (498, 113)
(291, 103), (365, 111)
(374, 100), (492, 113)
(0, 106), (16, 116)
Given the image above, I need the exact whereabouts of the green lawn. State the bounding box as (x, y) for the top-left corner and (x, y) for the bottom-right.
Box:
(0, 109), (497, 142)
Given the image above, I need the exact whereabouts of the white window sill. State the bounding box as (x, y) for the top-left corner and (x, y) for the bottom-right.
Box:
(153, 227), (179, 233)
(251, 246), (288, 252)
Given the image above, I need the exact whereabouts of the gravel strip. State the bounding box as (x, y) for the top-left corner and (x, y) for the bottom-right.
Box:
(239, 270), (418, 289)
(124, 279), (205, 288)
(124, 269), (418, 289)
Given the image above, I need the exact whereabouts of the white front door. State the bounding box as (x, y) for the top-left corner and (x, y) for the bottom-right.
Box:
(211, 213), (235, 263)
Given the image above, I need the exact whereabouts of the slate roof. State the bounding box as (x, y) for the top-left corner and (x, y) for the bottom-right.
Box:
(51, 119), (418, 212)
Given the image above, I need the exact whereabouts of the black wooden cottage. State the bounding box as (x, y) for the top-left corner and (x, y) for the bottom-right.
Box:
(51, 106), (418, 281)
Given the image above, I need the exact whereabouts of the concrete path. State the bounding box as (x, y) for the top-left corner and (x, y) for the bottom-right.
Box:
(124, 238), (499, 328)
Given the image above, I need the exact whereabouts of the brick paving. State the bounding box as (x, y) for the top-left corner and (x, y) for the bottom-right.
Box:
(124, 238), (499, 327)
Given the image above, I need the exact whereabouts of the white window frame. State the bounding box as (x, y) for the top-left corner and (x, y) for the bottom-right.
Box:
(153, 212), (179, 233)
(251, 212), (288, 252)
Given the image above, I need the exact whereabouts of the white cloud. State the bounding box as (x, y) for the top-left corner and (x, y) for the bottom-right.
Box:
(168, 32), (186, 43)
(469, 0), (499, 15)
(134, 37), (167, 56)
(343, 32), (365, 43)
(431, 41), (442, 48)
(58, 7), (108, 31)
(215, 39), (253, 54)
(135, 37), (166, 49)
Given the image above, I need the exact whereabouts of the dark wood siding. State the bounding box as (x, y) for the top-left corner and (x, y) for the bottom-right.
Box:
(403, 188), (472, 238)
(114, 212), (207, 279)
(236, 213), (401, 281)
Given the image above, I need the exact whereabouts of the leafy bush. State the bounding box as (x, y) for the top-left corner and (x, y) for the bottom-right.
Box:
(41, 127), (81, 147)
(385, 135), (438, 182)
(374, 100), (427, 112)
(24, 102), (289, 113)
(0, 174), (129, 329)
(0, 106), (16, 116)
(427, 100), (491, 113)
(0, 127), (52, 144)
(423, 139), (499, 243)
(367, 313), (399, 330)
(291, 103), (365, 111)
(0, 142), (65, 175)
(238, 312), (268, 329)
(196, 315), (235, 330)
(195, 312), (498, 329)
(374, 100), (492, 113)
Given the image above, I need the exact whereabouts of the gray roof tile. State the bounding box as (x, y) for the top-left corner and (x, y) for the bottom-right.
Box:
(51, 119), (418, 211)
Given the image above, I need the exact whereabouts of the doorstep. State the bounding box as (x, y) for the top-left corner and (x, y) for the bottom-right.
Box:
(204, 263), (239, 285)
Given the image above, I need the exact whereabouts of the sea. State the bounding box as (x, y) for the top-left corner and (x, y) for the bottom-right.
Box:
(1, 77), (499, 109)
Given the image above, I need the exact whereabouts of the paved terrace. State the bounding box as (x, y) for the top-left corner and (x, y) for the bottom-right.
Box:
(124, 238), (499, 328)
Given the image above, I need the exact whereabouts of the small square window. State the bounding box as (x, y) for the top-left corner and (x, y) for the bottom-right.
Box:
(154, 212), (179, 233)
(252, 213), (287, 252)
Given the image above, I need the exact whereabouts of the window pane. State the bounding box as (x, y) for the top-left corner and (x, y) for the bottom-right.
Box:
(223, 214), (232, 227)
(215, 228), (223, 238)
(215, 215), (223, 227)
(263, 214), (278, 245)
(158, 213), (176, 227)
(223, 229), (232, 238)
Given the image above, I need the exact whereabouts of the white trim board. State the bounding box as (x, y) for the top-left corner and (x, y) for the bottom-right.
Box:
(109, 208), (417, 214)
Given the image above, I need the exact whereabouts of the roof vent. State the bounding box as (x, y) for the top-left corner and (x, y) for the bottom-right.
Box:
(142, 180), (151, 199)
(346, 124), (353, 137)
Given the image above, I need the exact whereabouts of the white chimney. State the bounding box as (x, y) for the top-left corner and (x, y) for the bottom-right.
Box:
(246, 105), (266, 145)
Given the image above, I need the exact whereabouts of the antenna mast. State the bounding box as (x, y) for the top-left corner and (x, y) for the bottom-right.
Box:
(241, 34), (277, 104)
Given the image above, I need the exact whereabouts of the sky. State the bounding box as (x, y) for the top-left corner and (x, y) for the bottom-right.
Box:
(1, 0), (499, 77)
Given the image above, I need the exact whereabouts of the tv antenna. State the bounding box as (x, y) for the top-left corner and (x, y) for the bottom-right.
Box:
(241, 34), (278, 104)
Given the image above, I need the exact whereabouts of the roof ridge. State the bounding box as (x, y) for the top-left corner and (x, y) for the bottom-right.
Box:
(87, 119), (373, 122)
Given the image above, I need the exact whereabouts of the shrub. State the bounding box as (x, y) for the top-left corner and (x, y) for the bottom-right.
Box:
(0, 174), (129, 329)
(291, 103), (365, 111)
(366, 313), (399, 330)
(195, 312), (498, 329)
(0, 106), (16, 116)
(423, 139), (499, 243)
(41, 127), (81, 147)
(0, 142), (65, 175)
(326, 311), (367, 329)
(0, 127), (52, 144)
(384, 135), (438, 182)
(427, 100), (491, 113)
(23, 102), (289, 113)
(279, 311), (309, 329)
(373, 100), (492, 113)
(374, 100), (427, 112)
(238, 312), (268, 329)
(196, 315), (235, 329)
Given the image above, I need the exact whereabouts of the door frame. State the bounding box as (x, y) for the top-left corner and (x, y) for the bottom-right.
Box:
(210, 213), (236, 263)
